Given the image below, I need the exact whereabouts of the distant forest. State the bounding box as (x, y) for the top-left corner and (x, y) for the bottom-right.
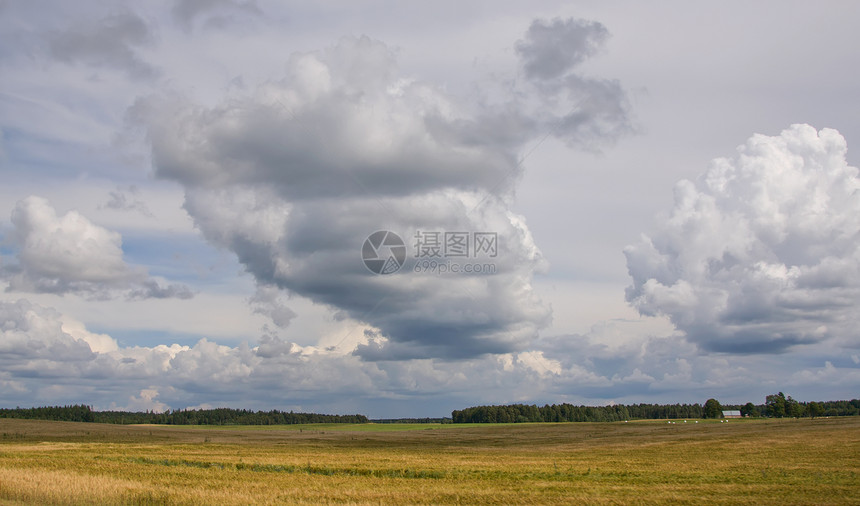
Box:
(0, 405), (368, 425)
(452, 397), (860, 423)
(3, 396), (859, 425)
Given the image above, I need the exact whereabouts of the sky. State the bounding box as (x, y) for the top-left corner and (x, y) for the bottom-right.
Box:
(1, 1), (859, 418)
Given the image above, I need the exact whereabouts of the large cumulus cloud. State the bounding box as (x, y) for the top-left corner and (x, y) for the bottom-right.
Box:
(2, 196), (193, 299)
(135, 23), (632, 359)
(625, 124), (860, 353)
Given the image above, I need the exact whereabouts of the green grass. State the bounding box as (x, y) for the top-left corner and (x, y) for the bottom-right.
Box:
(137, 422), (460, 432)
(0, 417), (858, 504)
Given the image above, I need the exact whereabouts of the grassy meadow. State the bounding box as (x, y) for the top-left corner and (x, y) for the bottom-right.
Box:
(0, 417), (858, 504)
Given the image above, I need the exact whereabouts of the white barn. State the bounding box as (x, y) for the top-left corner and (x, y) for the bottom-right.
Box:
(722, 410), (742, 418)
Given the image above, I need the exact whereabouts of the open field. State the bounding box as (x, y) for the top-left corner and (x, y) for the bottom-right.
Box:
(1, 417), (858, 504)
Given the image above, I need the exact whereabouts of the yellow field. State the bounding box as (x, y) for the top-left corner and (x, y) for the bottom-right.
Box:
(1, 417), (858, 504)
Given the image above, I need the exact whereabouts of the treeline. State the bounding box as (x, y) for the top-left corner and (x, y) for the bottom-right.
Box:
(452, 403), (704, 423)
(452, 397), (860, 423)
(371, 418), (452, 424)
(0, 405), (96, 423)
(0, 405), (368, 425)
(757, 393), (860, 418)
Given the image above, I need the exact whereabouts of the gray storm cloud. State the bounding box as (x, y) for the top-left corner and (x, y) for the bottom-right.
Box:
(625, 124), (860, 353)
(516, 17), (609, 80)
(49, 10), (158, 79)
(515, 17), (632, 149)
(137, 23), (631, 359)
(171, 0), (262, 32)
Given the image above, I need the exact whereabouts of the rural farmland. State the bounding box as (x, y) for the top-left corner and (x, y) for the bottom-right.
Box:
(1, 417), (858, 504)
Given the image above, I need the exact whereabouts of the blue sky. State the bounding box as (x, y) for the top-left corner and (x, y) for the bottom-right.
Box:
(1, 1), (859, 417)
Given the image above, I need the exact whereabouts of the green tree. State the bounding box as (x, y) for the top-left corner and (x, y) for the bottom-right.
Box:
(740, 402), (757, 418)
(807, 401), (824, 419)
(766, 392), (787, 418)
(703, 398), (722, 418)
(786, 396), (803, 418)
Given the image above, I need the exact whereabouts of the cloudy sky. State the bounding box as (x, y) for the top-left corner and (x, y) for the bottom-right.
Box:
(1, 1), (859, 417)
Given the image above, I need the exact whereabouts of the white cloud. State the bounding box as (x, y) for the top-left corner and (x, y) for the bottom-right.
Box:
(788, 361), (860, 391)
(124, 387), (169, 413)
(515, 350), (562, 376)
(1, 297), (858, 415)
(3, 196), (193, 299)
(625, 125), (860, 353)
(61, 317), (119, 354)
(0, 299), (94, 362)
(11, 196), (130, 285)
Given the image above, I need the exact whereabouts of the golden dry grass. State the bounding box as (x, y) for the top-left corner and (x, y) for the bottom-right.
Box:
(0, 417), (858, 504)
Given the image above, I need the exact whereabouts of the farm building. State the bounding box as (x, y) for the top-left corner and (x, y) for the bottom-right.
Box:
(722, 410), (742, 418)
